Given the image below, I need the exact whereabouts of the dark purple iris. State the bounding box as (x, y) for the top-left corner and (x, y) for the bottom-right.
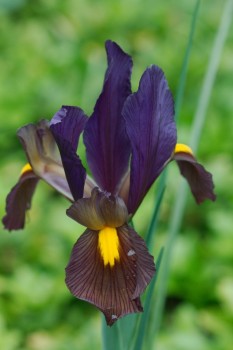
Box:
(2, 41), (216, 325)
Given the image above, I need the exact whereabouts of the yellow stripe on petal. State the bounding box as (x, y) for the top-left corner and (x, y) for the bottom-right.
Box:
(175, 143), (193, 156)
(98, 227), (120, 267)
(20, 163), (33, 175)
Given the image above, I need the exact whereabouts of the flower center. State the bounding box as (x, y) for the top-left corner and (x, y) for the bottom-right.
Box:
(98, 227), (120, 267)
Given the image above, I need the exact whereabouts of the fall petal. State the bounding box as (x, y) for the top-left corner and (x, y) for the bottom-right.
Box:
(65, 224), (155, 325)
(2, 168), (39, 230)
(173, 149), (216, 203)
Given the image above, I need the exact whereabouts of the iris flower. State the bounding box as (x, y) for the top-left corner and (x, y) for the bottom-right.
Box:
(2, 41), (216, 325)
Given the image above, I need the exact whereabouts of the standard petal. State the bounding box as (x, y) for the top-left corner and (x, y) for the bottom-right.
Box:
(50, 106), (88, 201)
(17, 120), (73, 201)
(2, 168), (39, 230)
(173, 149), (216, 203)
(65, 224), (155, 325)
(84, 40), (132, 194)
(123, 65), (177, 214)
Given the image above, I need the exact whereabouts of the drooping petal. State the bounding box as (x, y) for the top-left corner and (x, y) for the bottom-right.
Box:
(123, 65), (177, 214)
(84, 40), (132, 194)
(172, 144), (216, 203)
(17, 120), (73, 201)
(50, 106), (88, 200)
(67, 188), (129, 230)
(2, 166), (39, 230)
(65, 224), (155, 325)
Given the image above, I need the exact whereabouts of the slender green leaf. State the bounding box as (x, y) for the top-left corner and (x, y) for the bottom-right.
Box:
(145, 173), (166, 248)
(133, 248), (164, 350)
(175, 0), (201, 122)
(102, 318), (123, 350)
(150, 0), (233, 344)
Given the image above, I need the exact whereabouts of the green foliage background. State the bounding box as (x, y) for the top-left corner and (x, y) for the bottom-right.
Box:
(0, 0), (232, 349)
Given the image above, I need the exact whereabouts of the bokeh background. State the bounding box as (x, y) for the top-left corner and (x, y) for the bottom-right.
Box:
(0, 0), (232, 349)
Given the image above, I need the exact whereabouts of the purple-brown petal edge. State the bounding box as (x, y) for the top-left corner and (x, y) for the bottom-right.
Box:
(50, 106), (88, 201)
(2, 170), (39, 231)
(173, 152), (216, 203)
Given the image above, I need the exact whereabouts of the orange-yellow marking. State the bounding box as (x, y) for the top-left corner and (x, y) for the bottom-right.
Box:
(98, 227), (120, 267)
(20, 163), (33, 175)
(175, 143), (193, 156)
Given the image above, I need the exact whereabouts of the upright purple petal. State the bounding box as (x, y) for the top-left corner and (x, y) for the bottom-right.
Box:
(123, 65), (177, 214)
(50, 106), (88, 201)
(2, 169), (39, 231)
(84, 40), (132, 194)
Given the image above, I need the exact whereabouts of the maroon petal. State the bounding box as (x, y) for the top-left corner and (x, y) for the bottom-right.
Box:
(2, 168), (39, 231)
(173, 151), (216, 203)
(50, 106), (88, 200)
(84, 40), (132, 194)
(123, 65), (177, 214)
(65, 224), (155, 325)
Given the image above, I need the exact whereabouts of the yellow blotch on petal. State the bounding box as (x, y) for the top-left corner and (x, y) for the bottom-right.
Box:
(175, 143), (193, 156)
(98, 227), (120, 267)
(20, 163), (33, 175)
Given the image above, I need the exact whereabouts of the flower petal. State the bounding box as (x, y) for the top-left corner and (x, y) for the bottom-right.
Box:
(2, 167), (39, 230)
(84, 40), (132, 193)
(65, 224), (155, 325)
(123, 65), (177, 214)
(17, 120), (73, 201)
(67, 188), (129, 230)
(50, 106), (88, 200)
(67, 188), (106, 230)
(173, 147), (216, 203)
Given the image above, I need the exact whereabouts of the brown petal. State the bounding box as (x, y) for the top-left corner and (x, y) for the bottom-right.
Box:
(173, 151), (216, 204)
(17, 120), (73, 200)
(2, 168), (39, 230)
(67, 188), (129, 230)
(66, 188), (105, 230)
(99, 193), (128, 227)
(65, 224), (155, 325)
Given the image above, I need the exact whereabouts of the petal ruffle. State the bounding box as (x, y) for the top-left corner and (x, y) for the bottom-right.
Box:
(84, 40), (132, 194)
(123, 65), (177, 214)
(18, 120), (73, 201)
(65, 224), (155, 325)
(173, 151), (216, 203)
(2, 168), (39, 230)
(50, 106), (88, 200)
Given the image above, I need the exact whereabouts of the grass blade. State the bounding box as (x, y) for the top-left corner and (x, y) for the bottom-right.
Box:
(175, 0), (201, 121)
(150, 0), (233, 343)
(133, 248), (164, 350)
(145, 172), (167, 248)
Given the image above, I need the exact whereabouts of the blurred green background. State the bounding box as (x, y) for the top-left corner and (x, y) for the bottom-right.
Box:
(0, 0), (232, 349)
